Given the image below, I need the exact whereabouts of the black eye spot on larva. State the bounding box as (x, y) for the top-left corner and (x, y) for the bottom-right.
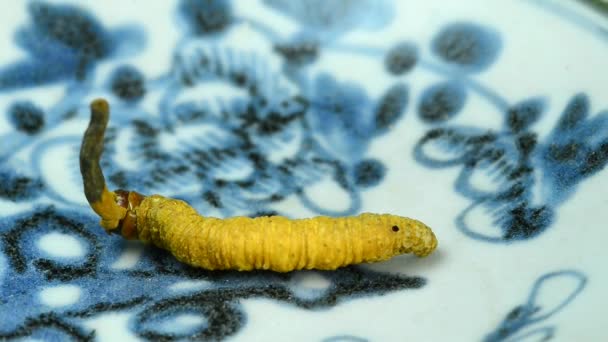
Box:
(392, 225), (400, 232)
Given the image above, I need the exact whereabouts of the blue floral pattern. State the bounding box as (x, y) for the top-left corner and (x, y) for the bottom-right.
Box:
(0, 0), (603, 340)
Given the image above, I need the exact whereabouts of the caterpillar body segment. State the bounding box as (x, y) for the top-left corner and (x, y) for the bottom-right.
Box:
(132, 195), (437, 271)
(79, 99), (439, 272)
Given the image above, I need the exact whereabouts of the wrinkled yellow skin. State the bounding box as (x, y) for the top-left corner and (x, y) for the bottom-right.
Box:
(133, 195), (438, 272)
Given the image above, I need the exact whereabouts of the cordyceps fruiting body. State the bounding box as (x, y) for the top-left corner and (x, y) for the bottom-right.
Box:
(80, 98), (438, 272)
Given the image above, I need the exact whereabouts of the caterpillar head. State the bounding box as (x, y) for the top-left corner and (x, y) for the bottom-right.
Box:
(383, 215), (438, 258)
(354, 213), (437, 258)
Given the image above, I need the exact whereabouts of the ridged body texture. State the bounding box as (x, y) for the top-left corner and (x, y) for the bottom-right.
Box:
(135, 195), (438, 272)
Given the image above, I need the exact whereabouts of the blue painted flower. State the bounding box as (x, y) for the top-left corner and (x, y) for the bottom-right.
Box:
(415, 87), (608, 243)
(414, 96), (555, 242)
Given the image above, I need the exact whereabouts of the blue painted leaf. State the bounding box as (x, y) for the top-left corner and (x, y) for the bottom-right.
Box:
(581, 139), (608, 176)
(431, 22), (502, 72)
(418, 81), (466, 123)
(28, 1), (111, 58)
(0, 169), (43, 201)
(512, 136), (537, 166)
(500, 203), (554, 240)
(178, 0), (233, 35)
(352, 159), (386, 188)
(375, 83), (408, 133)
(536, 94), (608, 205)
(14, 27), (79, 60)
(384, 41), (418, 75)
(2, 1), (139, 90)
(506, 98), (545, 133)
(0, 58), (77, 90)
(556, 93), (589, 131)
(109, 65), (146, 102)
(8, 101), (45, 135)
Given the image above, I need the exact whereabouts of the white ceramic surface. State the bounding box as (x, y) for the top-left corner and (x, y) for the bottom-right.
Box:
(0, 1), (607, 341)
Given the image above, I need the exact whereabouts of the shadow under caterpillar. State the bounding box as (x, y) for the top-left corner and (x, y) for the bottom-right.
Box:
(80, 99), (438, 272)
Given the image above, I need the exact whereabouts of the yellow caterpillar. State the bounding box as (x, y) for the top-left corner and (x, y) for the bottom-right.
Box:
(80, 99), (438, 272)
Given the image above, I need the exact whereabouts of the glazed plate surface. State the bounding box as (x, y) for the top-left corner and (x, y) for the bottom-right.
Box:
(0, 1), (606, 341)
